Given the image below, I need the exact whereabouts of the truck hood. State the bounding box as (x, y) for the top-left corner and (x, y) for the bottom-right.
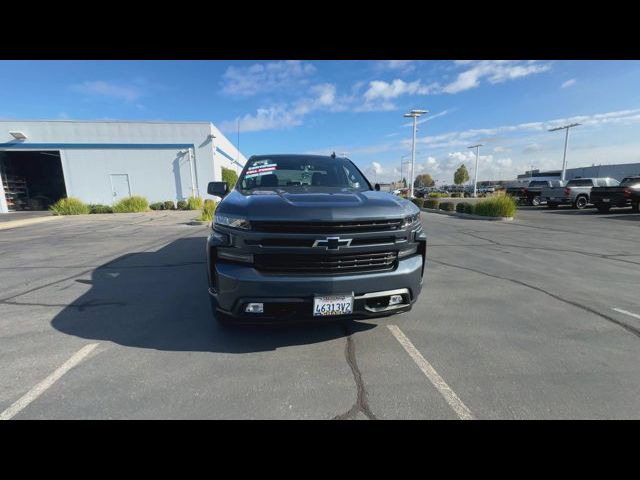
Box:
(216, 188), (418, 222)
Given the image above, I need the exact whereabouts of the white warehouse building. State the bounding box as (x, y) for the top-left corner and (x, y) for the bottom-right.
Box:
(0, 120), (246, 213)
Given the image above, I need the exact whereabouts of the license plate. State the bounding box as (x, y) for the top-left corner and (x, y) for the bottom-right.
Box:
(313, 294), (354, 317)
(602, 198), (610, 202)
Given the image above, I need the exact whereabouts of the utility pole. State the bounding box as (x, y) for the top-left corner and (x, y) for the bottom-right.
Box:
(403, 109), (428, 198)
(548, 123), (580, 182)
(468, 144), (483, 198)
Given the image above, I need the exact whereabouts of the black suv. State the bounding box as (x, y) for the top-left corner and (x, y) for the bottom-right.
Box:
(206, 154), (426, 324)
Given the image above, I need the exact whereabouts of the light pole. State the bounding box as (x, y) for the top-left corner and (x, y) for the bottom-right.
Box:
(403, 109), (428, 197)
(400, 153), (413, 188)
(548, 123), (580, 182)
(468, 144), (483, 197)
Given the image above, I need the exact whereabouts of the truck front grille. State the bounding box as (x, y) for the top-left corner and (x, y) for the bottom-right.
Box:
(251, 219), (403, 234)
(254, 251), (398, 274)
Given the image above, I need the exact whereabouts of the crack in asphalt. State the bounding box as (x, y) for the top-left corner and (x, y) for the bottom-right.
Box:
(430, 258), (640, 339)
(2, 298), (126, 310)
(333, 322), (377, 420)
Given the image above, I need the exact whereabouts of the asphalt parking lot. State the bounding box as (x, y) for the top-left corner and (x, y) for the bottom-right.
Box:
(1, 207), (639, 419)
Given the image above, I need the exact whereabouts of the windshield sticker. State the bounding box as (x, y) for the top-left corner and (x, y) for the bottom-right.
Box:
(245, 164), (277, 178)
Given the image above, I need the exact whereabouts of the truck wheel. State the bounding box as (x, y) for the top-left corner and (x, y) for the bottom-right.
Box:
(531, 196), (541, 206)
(633, 200), (640, 213)
(596, 204), (611, 214)
(547, 203), (558, 209)
(574, 196), (588, 209)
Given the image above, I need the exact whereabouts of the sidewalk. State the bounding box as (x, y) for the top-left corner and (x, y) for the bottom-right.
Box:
(0, 211), (61, 230)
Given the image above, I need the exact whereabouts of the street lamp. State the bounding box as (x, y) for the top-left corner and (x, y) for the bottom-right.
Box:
(548, 123), (580, 182)
(403, 109), (428, 198)
(468, 144), (483, 198)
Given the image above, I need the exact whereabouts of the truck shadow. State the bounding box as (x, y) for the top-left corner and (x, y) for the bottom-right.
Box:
(51, 237), (375, 354)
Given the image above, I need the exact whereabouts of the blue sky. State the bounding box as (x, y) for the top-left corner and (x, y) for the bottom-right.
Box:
(2, 60), (640, 184)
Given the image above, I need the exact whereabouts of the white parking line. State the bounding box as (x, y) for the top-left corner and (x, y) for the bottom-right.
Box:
(612, 308), (640, 321)
(387, 325), (475, 420)
(0, 343), (99, 420)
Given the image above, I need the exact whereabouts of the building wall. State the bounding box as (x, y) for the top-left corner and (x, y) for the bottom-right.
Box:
(0, 120), (246, 208)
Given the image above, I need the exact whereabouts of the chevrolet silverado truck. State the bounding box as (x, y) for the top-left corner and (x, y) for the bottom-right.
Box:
(541, 177), (620, 209)
(591, 176), (640, 213)
(205, 154), (426, 325)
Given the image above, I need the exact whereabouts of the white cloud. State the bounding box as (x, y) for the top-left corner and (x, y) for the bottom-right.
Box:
(522, 143), (543, 154)
(220, 60), (316, 96)
(493, 146), (510, 153)
(220, 83), (347, 133)
(561, 78), (576, 88)
(372, 161), (384, 174)
(443, 61), (551, 94)
(363, 79), (438, 102)
(70, 80), (142, 102)
(377, 60), (416, 73)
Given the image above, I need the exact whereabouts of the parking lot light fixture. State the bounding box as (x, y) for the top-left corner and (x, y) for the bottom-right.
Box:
(548, 123), (581, 182)
(468, 144), (483, 198)
(403, 109), (428, 198)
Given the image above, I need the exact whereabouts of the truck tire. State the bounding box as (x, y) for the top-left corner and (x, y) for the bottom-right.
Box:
(596, 204), (611, 213)
(547, 203), (558, 209)
(633, 200), (640, 213)
(531, 196), (541, 206)
(574, 196), (588, 209)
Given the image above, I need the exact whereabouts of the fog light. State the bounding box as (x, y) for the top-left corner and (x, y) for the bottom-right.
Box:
(245, 303), (264, 313)
(389, 295), (403, 306)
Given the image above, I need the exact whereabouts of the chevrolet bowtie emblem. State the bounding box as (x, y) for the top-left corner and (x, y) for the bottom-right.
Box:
(312, 236), (353, 250)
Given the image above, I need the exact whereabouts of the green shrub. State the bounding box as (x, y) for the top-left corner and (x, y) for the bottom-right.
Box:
(464, 203), (474, 214)
(113, 196), (149, 213)
(474, 195), (517, 218)
(424, 199), (440, 209)
(439, 202), (456, 212)
(163, 200), (176, 211)
(451, 192), (462, 198)
(185, 196), (204, 211)
(198, 199), (217, 222)
(176, 200), (188, 210)
(221, 166), (239, 190)
(456, 203), (466, 213)
(411, 198), (424, 208)
(150, 202), (164, 211)
(50, 197), (90, 215)
(89, 204), (114, 214)
(428, 192), (448, 198)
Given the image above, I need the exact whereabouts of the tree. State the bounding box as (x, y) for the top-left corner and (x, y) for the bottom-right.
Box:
(401, 177), (407, 188)
(454, 164), (470, 185)
(414, 174), (434, 188)
(221, 166), (239, 189)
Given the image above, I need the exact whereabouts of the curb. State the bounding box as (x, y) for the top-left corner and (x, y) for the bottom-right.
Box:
(421, 208), (514, 222)
(0, 215), (63, 231)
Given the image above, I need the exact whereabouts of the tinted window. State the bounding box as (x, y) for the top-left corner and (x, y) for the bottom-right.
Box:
(567, 179), (594, 187)
(621, 177), (640, 187)
(528, 181), (549, 187)
(239, 156), (370, 191)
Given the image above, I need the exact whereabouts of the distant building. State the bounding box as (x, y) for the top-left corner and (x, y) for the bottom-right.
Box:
(0, 120), (245, 213)
(516, 163), (640, 183)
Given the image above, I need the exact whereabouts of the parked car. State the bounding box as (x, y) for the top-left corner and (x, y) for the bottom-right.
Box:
(524, 180), (565, 206)
(591, 176), (640, 213)
(541, 177), (620, 209)
(206, 154), (426, 324)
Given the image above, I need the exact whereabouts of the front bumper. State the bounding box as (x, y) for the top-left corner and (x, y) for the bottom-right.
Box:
(209, 254), (424, 322)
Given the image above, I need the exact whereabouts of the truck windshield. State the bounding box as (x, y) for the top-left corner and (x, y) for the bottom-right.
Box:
(238, 156), (371, 191)
(528, 181), (549, 187)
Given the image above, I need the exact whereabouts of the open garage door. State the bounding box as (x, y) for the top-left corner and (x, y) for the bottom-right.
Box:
(0, 150), (67, 211)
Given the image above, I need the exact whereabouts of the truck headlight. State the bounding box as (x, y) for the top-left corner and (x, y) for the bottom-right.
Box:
(214, 213), (251, 230)
(402, 213), (420, 228)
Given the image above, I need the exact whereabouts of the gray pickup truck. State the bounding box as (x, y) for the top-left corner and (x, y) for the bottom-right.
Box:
(206, 154), (426, 325)
(541, 177), (620, 209)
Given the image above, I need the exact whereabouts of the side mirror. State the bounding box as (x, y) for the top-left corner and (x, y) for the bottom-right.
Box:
(208, 181), (228, 197)
(374, 183), (381, 191)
